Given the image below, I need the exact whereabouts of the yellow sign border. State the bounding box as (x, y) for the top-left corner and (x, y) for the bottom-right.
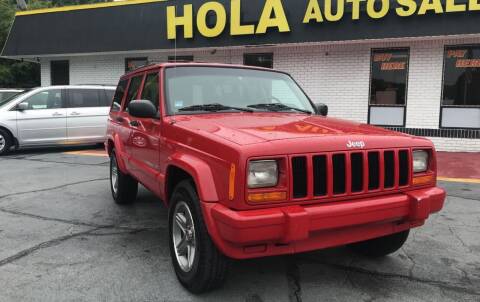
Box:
(16, 0), (166, 16)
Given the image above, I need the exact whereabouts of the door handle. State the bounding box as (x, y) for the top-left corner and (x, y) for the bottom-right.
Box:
(70, 112), (81, 116)
(130, 120), (140, 127)
(116, 117), (125, 123)
(52, 112), (63, 117)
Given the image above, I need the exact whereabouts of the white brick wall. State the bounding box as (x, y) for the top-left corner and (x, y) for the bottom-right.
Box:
(69, 55), (126, 85)
(38, 36), (480, 152)
(405, 41), (444, 129)
(40, 59), (50, 87)
(428, 137), (480, 152)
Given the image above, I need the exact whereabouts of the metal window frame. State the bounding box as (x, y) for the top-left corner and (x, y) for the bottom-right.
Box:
(367, 47), (410, 128)
(50, 60), (70, 86)
(125, 57), (148, 73)
(167, 55), (194, 62)
(440, 44), (480, 130)
(243, 52), (274, 69)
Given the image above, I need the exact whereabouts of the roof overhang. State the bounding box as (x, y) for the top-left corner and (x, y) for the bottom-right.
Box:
(2, 0), (480, 58)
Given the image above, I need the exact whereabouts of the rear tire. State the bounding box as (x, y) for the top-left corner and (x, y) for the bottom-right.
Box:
(168, 180), (228, 293)
(0, 129), (13, 156)
(110, 150), (138, 204)
(349, 230), (410, 258)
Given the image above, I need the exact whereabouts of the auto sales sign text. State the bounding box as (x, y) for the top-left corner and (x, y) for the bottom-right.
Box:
(167, 0), (480, 39)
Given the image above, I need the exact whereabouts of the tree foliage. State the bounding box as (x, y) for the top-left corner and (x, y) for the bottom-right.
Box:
(0, 0), (110, 88)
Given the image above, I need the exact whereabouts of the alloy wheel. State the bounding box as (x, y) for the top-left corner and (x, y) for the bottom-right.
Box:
(172, 201), (197, 272)
(111, 156), (119, 194)
(0, 134), (5, 152)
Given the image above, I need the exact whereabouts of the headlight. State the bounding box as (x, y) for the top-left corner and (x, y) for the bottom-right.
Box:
(413, 150), (429, 173)
(248, 160), (278, 188)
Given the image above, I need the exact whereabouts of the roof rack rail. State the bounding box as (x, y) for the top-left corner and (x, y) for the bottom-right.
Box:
(126, 60), (225, 73)
(75, 84), (116, 87)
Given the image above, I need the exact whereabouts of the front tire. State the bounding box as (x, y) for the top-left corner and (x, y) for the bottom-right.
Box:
(0, 129), (13, 156)
(349, 230), (410, 258)
(168, 180), (228, 293)
(110, 150), (138, 204)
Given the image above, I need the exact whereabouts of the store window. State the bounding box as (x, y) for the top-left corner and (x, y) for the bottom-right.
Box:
(368, 48), (409, 127)
(441, 45), (480, 128)
(168, 55), (194, 62)
(125, 57), (148, 72)
(244, 53), (273, 69)
(51, 60), (69, 85)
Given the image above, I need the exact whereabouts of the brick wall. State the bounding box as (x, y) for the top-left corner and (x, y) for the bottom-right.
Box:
(40, 60), (50, 87)
(39, 36), (480, 152)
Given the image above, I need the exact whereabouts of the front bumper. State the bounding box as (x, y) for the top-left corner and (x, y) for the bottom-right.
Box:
(201, 186), (445, 259)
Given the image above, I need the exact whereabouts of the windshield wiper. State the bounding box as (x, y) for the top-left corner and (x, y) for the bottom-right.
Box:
(247, 103), (312, 114)
(178, 103), (254, 113)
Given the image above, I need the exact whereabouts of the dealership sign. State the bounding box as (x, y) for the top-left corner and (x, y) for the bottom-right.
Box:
(167, 0), (480, 39)
(3, 0), (480, 57)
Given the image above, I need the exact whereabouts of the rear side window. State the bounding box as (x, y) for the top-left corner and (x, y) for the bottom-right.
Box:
(103, 89), (115, 107)
(67, 89), (102, 108)
(124, 75), (143, 110)
(111, 80), (127, 112)
(141, 72), (159, 109)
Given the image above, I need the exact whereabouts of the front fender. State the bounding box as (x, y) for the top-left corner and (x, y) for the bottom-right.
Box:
(0, 120), (18, 139)
(168, 153), (219, 202)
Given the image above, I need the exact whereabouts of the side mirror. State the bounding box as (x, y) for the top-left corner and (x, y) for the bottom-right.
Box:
(17, 102), (28, 111)
(128, 100), (157, 119)
(314, 103), (328, 116)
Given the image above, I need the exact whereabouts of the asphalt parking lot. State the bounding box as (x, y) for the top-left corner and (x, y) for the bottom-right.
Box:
(0, 147), (479, 302)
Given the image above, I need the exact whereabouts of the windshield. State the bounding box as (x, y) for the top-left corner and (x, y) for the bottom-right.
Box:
(0, 89), (30, 107)
(0, 91), (23, 107)
(165, 67), (315, 115)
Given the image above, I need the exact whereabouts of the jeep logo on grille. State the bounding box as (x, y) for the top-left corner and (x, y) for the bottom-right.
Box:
(346, 140), (365, 149)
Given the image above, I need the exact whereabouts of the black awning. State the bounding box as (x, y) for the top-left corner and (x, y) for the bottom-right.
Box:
(2, 0), (480, 57)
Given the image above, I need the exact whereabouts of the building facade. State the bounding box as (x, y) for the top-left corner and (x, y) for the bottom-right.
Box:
(3, 0), (480, 151)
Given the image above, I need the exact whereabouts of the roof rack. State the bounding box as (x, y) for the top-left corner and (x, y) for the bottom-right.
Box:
(127, 60), (205, 72)
(75, 84), (116, 87)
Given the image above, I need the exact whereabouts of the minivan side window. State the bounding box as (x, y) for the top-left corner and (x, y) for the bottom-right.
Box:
(67, 89), (102, 108)
(111, 80), (127, 112)
(104, 89), (115, 107)
(23, 90), (63, 110)
(141, 72), (159, 109)
(124, 75), (144, 110)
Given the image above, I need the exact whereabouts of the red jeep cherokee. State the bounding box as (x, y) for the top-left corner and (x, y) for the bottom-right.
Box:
(106, 63), (445, 293)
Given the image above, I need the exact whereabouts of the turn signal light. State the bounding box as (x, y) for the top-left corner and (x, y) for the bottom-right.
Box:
(229, 163), (236, 201)
(248, 191), (287, 203)
(413, 174), (435, 186)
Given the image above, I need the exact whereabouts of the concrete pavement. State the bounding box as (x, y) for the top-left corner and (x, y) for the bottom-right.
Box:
(0, 147), (478, 302)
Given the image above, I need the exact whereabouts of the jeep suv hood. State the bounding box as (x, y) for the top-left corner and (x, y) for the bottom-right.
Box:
(173, 113), (412, 146)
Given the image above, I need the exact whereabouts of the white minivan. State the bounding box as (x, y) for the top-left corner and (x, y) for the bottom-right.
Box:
(0, 85), (115, 155)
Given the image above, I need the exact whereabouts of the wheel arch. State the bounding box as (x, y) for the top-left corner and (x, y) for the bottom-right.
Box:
(106, 138), (115, 156)
(108, 134), (128, 173)
(0, 125), (17, 148)
(166, 155), (219, 204)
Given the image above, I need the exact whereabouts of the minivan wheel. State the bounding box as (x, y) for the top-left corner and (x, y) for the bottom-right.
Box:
(110, 150), (138, 204)
(349, 230), (410, 258)
(168, 180), (228, 293)
(0, 129), (12, 156)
